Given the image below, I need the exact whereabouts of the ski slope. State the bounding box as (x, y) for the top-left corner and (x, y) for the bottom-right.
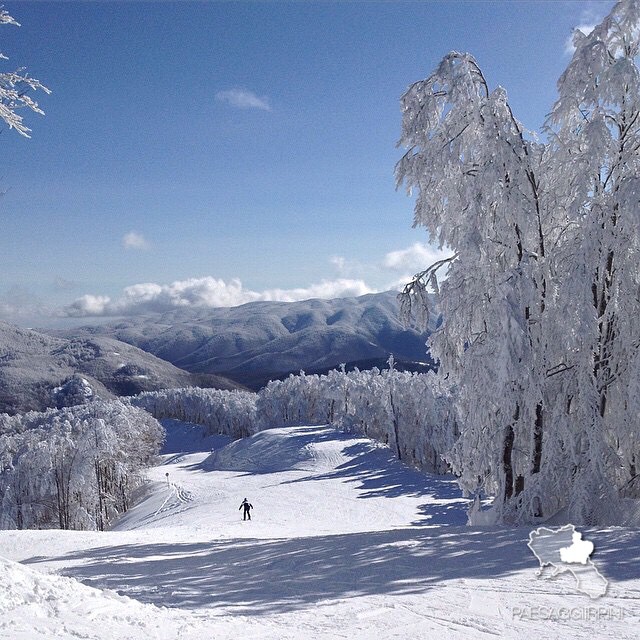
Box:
(1, 420), (639, 639)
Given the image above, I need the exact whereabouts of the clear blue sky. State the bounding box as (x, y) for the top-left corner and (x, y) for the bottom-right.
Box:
(0, 0), (612, 325)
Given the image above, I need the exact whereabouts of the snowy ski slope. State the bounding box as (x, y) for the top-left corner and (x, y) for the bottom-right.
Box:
(0, 421), (639, 639)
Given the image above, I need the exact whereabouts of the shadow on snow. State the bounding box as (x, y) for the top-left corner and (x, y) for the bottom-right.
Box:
(26, 527), (539, 614)
(24, 424), (638, 615)
(275, 439), (470, 526)
(160, 419), (233, 455)
(24, 526), (640, 615)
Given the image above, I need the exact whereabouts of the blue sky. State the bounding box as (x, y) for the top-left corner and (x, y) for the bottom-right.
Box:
(0, 0), (612, 325)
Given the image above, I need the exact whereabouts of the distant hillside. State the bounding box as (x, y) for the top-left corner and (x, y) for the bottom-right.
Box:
(0, 323), (242, 414)
(55, 291), (434, 389)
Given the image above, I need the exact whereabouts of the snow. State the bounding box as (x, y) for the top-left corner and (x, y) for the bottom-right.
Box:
(1, 421), (639, 639)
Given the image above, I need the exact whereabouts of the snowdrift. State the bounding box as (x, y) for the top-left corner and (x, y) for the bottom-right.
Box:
(202, 425), (351, 473)
(0, 555), (179, 639)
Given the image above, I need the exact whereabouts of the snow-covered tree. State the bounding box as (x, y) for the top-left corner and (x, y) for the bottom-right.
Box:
(52, 376), (94, 409)
(542, 0), (640, 523)
(130, 387), (258, 439)
(0, 7), (49, 137)
(131, 366), (453, 475)
(396, 0), (640, 524)
(0, 401), (163, 530)
(396, 50), (551, 522)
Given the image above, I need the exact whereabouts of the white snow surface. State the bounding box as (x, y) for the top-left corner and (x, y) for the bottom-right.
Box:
(1, 421), (639, 639)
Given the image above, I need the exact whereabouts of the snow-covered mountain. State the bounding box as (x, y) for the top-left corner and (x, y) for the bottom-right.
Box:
(0, 322), (241, 414)
(56, 291), (434, 388)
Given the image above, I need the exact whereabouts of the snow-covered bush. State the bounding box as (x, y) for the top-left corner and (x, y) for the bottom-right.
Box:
(52, 375), (94, 409)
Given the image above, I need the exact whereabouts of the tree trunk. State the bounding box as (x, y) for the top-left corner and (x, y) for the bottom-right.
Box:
(503, 424), (516, 501)
(532, 402), (543, 474)
(389, 386), (402, 460)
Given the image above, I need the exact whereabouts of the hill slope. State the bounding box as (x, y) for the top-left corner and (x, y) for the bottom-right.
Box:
(0, 323), (241, 414)
(56, 291), (434, 388)
(0, 422), (637, 639)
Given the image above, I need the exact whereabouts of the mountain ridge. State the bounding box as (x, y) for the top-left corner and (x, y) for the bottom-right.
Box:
(51, 291), (434, 389)
(0, 322), (242, 414)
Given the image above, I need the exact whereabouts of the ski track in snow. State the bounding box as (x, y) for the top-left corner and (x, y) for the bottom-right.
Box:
(1, 422), (639, 639)
(150, 482), (195, 520)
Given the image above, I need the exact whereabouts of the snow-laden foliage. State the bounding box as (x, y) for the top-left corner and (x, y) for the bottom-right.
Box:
(130, 388), (258, 439)
(396, 0), (640, 524)
(133, 364), (454, 474)
(0, 8), (49, 137)
(0, 401), (163, 530)
(52, 375), (94, 409)
(0, 366), (452, 531)
(257, 364), (455, 473)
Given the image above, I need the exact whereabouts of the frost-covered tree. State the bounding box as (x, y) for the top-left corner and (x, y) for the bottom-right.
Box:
(130, 387), (258, 439)
(396, 50), (551, 522)
(0, 7), (49, 137)
(543, 0), (640, 523)
(52, 376), (94, 409)
(396, 0), (640, 525)
(0, 401), (162, 530)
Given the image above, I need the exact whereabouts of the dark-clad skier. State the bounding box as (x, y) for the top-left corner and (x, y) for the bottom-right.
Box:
(239, 497), (253, 520)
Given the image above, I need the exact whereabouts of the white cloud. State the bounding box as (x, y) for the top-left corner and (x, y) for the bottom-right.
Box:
(62, 241), (458, 319)
(260, 279), (375, 302)
(215, 88), (271, 111)
(383, 242), (452, 273)
(0, 286), (59, 323)
(64, 276), (376, 317)
(67, 294), (112, 316)
(122, 231), (150, 251)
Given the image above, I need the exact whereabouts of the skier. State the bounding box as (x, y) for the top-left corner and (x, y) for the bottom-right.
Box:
(239, 497), (253, 521)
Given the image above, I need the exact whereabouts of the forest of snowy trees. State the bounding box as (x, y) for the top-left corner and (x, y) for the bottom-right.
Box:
(0, 401), (163, 531)
(131, 363), (455, 474)
(130, 388), (257, 440)
(396, 0), (640, 524)
(0, 366), (453, 531)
